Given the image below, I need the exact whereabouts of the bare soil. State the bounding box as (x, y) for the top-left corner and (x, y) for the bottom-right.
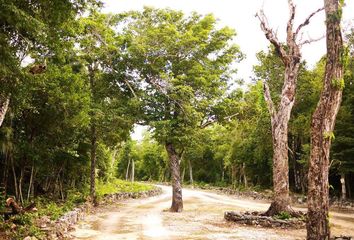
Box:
(71, 185), (354, 240)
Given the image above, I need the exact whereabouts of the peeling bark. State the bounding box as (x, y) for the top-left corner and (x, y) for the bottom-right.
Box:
(307, 0), (343, 239)
(165, 143), (183, 212)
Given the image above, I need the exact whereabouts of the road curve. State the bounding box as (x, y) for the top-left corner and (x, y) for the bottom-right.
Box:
(71, 185), (354, 240)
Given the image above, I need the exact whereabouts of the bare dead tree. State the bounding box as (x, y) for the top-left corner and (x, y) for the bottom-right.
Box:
(255, 0), (324, 216)
(307, 0), (344, 239)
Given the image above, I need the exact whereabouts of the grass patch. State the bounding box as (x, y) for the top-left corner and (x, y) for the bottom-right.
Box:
(96, 179), (154, 197)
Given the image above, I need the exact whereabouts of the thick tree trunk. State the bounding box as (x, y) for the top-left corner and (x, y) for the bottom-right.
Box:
(264, 62), (299, 216)
(188, 158), (193, 185)
(0, 97), (9, 128)
(90, 124), (97, 204)
(165, 143), (183, 212)
(307, 1), (343, 239)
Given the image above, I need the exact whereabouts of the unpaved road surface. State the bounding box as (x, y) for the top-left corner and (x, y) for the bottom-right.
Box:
(72, 185), (354, 240)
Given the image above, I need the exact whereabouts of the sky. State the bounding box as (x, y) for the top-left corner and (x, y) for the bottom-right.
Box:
(101, 0), (354, 140)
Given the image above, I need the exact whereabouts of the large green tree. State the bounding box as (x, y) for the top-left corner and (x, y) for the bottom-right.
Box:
(123, 7), (242, 212)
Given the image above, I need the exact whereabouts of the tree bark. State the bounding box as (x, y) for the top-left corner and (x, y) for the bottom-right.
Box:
(0, 97), (9, 128)
(307, 1), (343, 239)
(165, 142), (183, 212)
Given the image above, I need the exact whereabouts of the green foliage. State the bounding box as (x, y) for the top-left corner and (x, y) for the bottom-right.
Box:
(331, 78), (345, 90)
(96, 179), (153, 197)
(123, 7), (243, 149)
(275, 211), (292, 220)
(324, 131), (335, 141)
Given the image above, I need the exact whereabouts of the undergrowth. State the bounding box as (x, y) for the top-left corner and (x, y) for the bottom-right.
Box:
(1, 179), (153, 239)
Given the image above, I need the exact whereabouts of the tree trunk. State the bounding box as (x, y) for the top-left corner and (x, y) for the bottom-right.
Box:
(27, 165), (34, 202)
(340, 173), (346, 201)
(130, 159), (135, 182)
(307, 1), (343, 239)
(165, 143), (183, 212)
(231, 165), (236, 187)
(19, 168), (24, 205)
(257, 0), (322, 216)
(181, 166), (185, 183)
(90, 124), (97, 205)
(0, 97), (9, 128)
(188, 158), (193, 185)
(126, 158), (131, 181)
(242, 163), (248, 188)
(11, 154), (18, 201)
(89, 64), (98, 205)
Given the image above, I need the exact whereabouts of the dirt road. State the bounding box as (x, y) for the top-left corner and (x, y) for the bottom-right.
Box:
(71, 185), (354, 240)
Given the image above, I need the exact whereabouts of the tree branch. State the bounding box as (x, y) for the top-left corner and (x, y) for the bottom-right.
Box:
(255, 11), (289, 65)
(200, 113), (239, 129)
(286, 0), (296, 45)
(295, 7), (324, 38)
(299, 35), (325, 46)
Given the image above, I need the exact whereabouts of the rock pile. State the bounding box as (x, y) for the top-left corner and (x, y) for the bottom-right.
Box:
(224, 211), (306, 229)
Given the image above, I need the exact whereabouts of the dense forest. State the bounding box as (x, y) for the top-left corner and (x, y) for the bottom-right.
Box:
(0, 0), (353, 239)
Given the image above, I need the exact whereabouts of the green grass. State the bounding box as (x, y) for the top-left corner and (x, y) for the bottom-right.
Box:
(96, 179), (154, 197)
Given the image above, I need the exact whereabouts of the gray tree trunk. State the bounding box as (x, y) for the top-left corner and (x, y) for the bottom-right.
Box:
(165, 143), (183, 212)
(307, 0), (343, 239)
